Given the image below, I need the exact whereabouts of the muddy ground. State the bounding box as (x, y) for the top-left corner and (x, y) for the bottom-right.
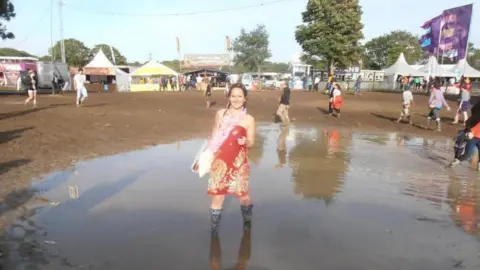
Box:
(0, 90), (468, 224)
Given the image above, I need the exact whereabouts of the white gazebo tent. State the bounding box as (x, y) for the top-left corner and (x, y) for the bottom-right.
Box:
(417, 56), (455, 77)
(449, 59), (480, 78)
(383, 53), (427, 77)
(84, 49), (130, 91)
(383, 53), (426, 89)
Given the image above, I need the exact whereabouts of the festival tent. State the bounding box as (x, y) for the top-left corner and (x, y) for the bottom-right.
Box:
(83, 49), (131, 91)
(84, 49), (116, 76)
(448, 59), (480, 78)
(383, 53), (426, 77)
(417, 56), (455, 77)
(131, 60), (178, 92)
(114, 67), (130, 91)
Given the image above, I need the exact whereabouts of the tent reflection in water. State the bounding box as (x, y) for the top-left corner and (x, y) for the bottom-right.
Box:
(131, 60), (179, 92)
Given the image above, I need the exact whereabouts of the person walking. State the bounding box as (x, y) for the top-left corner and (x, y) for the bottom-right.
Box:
(276, 80), (291, 126)
(354, 75), (362, 96)
(73, 68), (89, 107)
(206, 83), (255, 236)
(453, 85), (471, 125)
(396, 86), (414, 124)
(329, 82), (342, 118)
(313, 76), (320, 92)
(24, 69), (37, 107)
(426, 80), (450, 131)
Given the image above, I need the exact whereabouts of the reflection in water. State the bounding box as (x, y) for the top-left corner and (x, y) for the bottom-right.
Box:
(210, 230), (251, 270)
(447, 173), (480, 236)
(249, 132), (265, 166)
(4, 124), (480, 269)
(275, 125), (289, 169)
(288, 128), (350, 204)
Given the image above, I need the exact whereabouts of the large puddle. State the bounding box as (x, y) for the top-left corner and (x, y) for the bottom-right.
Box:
(2, 124), (480, 269)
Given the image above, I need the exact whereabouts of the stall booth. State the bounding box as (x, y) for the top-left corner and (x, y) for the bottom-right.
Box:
(0, 56), (38, 90)
(83, 50), (130, 92)
(183, 68), (229, 89)
(131, 61), (178, 92)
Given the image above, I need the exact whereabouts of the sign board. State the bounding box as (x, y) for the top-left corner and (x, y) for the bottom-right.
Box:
(334, 66), (360, 75)
(84, 67), (115, 76)
(374, 73), (384, 82)
(183, 54), (230, 68)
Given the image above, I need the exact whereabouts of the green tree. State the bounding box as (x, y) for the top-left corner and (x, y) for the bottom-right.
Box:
(50, 38), (90, 67)
(300, 54), (327, 71)
(363, 30), (424, 69)
(295, 0), (363, 73)
(0, 1), (15, 39)
(232, 24), (271, 72)
(0, 48), (34, 57)
(162, 60), (180, 71)
(468, 43), (480, 70)
(89, 44), (127, 65)
(260, 61), (290, 73)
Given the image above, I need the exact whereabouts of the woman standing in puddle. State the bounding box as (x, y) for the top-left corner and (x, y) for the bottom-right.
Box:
(207, 83), (255, 236)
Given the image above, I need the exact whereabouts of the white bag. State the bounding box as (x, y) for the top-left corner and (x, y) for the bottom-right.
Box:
(191, 140), (214, 178)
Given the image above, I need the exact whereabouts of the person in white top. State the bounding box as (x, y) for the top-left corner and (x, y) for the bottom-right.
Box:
(73, 68), (89, 107)
(396, 88), (415, 124)
(314, 76), (320, 92)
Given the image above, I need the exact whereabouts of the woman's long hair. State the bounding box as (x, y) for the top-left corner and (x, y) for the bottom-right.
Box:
(225, 83), (248, 110)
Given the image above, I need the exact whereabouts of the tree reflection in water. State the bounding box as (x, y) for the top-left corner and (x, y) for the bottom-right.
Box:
(288, 128), (351, 205)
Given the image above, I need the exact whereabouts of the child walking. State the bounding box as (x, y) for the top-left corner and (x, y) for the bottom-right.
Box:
(329, 83), (343, 118)
(396, 87), (414, 124)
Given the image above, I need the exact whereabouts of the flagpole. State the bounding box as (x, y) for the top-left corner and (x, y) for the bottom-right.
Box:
(176, 37), (181, 91)
(462, 3), (474, 77)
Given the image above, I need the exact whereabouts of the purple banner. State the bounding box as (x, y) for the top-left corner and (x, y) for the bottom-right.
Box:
(419, 4), (472, 60)
(439, 4), (473, 60)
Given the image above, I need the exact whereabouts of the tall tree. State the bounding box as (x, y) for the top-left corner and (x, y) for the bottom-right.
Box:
(89, 44), (127, 65)
(467, 43), (480, 70)
(0, 1), (15, 39)
(363, 30), (424, 69)
(232, 24), (271, 72)
(50, 38), (90, 67)
(295, 0), (364, 73)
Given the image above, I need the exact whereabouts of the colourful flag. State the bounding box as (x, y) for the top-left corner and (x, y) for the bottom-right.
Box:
(419, 4), (473, 60)
(440, 4), (473, 60)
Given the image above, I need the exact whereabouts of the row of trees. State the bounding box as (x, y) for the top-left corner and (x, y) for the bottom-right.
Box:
(38, 39), (128, 67)
(1, 0), (479, 73)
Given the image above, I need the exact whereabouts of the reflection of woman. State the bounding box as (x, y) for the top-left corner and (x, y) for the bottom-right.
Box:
(210, 230), (251, 270)
(208, 84), (256, 235)
(275, 125), (289, 169)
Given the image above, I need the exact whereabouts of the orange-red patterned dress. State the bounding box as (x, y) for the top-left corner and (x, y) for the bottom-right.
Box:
(208, 125), (249, 197)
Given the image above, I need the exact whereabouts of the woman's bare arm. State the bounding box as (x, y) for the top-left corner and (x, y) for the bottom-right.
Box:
(246, 115), (256, 148)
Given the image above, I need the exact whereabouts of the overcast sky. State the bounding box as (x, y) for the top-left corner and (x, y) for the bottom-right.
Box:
(3, 0), (479, 62)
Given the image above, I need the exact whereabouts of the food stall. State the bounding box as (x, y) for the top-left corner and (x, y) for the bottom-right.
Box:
(131, 60), (178, 92)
